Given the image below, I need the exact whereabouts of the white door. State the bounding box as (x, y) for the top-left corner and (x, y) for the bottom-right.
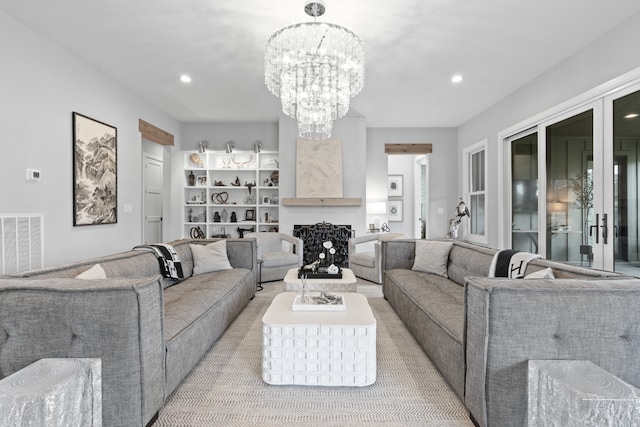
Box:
(143, 154), (163, 244)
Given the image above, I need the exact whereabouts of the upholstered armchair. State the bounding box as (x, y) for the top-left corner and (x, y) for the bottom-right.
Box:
(245, 232), (303, 283)
(348, 233), (405, 284)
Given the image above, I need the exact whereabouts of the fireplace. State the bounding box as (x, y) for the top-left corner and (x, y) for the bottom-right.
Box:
(293, 222), (354, 267)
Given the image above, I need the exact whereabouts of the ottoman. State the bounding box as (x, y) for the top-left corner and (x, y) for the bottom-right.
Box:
(261, 292), (376, 386)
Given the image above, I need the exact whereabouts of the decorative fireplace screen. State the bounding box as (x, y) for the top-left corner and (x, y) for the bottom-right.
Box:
(293, 222), (354, 267)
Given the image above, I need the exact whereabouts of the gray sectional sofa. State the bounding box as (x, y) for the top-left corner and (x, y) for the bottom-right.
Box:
(382, 239), (640, 427)
(0, 238), (257, 427)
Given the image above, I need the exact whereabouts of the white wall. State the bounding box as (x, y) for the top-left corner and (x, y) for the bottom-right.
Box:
(0, 10), (181, 266)
(458, 11), (640, 249)
(367, 127), (458, 239)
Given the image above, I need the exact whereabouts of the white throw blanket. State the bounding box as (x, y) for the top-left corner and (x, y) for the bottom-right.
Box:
(489, 249), (541, 278)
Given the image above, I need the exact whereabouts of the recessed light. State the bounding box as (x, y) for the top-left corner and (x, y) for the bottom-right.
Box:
(180, 74), (192, 83)
(624, 113), (639, 119)
(451, 74), (463, 84)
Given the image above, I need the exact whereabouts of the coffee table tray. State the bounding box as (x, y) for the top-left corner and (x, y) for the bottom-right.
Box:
(292, 294), (346, 311)
(298, 267), (342, 279)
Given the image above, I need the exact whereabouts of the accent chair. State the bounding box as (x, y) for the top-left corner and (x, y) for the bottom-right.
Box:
(348, 232), (405, 284)
(245, 232), (303, 282)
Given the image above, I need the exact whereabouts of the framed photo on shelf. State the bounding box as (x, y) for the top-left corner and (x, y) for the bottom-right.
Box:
(388, 175), (403, 197)
(245, 209), (255, 221)
(388, 200), (403, 222)
(72, 112), (117, 226)
(196, 175), (207, 186)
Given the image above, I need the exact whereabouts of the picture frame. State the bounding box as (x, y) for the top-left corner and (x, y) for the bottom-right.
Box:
(388, 175), (403, 197)
(73, 112), (117, 226)
(196, 175), (207, 186)
(388, 200), (403, 222)
(263, 196), (270, 204)
(245, 209), (255, 221)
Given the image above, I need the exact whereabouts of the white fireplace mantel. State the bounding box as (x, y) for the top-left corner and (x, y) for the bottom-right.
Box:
(282, 198), (362, 206)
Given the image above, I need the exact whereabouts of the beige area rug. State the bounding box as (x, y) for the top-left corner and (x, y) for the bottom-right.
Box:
(153, 280), (473, 427)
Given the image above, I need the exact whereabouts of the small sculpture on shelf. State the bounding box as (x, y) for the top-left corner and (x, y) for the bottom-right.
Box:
(214, 180), (225, 186)
(231, 177), (241, 186)
(211, 192), (229, 204)
(189, 153), (204, 168)
(230, 212), (238, 223)
(270, 171), (279, 186)
(232, 155), (253, 168)
(236, 227), (254, 238)
(213, 211), (221, 222)
(245, 180), (256, 204)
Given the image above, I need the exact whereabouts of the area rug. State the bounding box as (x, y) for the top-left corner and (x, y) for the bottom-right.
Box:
(153, 285), (473, 427)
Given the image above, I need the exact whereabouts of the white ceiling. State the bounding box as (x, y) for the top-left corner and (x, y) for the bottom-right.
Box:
(2, 0), (640, 128)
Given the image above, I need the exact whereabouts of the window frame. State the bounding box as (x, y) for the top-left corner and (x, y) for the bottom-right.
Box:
(463, 139), (488, 244)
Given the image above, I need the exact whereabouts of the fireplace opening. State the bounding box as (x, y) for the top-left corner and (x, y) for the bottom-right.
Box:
(293, 222), (354, 267)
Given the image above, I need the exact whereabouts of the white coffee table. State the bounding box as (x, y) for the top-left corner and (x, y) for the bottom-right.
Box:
(283, 267), (357, 292)
(262, 292), (376, 386)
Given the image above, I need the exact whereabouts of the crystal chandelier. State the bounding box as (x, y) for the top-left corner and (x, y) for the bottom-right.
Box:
(264, 1), (365, 140)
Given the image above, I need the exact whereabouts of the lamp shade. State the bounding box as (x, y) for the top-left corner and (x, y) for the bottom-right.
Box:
(367, 202), (387, 215)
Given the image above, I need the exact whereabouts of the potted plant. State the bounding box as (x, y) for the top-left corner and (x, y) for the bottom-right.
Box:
(568, 171), (594, 263)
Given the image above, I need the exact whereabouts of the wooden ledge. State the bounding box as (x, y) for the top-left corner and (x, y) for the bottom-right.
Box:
(283, 198), (362, 206)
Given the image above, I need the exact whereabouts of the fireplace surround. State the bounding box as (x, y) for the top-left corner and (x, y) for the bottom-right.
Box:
(293, 222), (354, 267)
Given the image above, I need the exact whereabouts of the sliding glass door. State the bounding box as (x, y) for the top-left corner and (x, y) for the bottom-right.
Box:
(541, 107), (599, 267)
(507, 84), (640, 274)
(605, 84), (640, 275)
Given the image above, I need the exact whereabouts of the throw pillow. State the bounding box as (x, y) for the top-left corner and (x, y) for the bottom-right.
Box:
(75, 263), (107, 279)
(412, 240), (453, 278)
(524, 267), (555, 279)
(191, 241), (233, 275)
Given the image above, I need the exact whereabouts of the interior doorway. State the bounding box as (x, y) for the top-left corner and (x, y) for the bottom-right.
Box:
(384, 144), (432, 239)
(143, 153), (163, 244)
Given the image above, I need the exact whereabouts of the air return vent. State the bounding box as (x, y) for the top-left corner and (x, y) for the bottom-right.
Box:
(0, 214), (44, 274)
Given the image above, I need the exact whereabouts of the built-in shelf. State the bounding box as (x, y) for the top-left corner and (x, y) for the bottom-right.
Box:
(283, 198), (362, 206)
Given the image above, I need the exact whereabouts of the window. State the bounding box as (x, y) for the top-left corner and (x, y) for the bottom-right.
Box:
(463, 140), (487, 244)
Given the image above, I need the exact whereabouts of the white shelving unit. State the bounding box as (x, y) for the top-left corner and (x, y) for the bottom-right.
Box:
(183, 150), (279, 238)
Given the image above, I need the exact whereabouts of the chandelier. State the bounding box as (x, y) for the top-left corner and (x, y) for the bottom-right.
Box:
(264, 1), (365, 140)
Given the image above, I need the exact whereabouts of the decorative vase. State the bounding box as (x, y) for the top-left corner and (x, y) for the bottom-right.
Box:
(299, 275), (310, 303)
(188, 171), (195, 186)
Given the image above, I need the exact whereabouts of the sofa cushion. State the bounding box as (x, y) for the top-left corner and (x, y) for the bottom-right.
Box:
(261, 252), (298, 268)
(350, 251), (375, 268)
(447, 242), (495, 286)
(75, 263), (106, 279)
(412, 240), (453, 277)
(386, 268), (465, 343)
(163, 268), (251, 341)
(191, 241), (232, 275)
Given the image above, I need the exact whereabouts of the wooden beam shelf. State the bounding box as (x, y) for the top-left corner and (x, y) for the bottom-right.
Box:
(283, 198), (362, 207)
(385, 143), (432, 154)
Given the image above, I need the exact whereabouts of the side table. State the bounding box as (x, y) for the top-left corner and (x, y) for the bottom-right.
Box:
(0, 358), (101, 426)
(528, 360), (640, 426)
(257, 259), (263, 291)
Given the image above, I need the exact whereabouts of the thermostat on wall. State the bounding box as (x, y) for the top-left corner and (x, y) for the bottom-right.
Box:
(26, 169), (41, 182)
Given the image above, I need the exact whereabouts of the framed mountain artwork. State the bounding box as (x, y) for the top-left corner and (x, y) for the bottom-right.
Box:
(72, 112), (117, 226)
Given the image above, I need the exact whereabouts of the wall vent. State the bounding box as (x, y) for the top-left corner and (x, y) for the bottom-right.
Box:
(0, 214), (44, 274)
